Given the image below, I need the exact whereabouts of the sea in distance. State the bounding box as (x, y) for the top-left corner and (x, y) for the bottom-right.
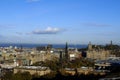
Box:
(0, 43), (87, 49)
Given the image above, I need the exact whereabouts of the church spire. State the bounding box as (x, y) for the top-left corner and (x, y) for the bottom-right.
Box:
(65, 42), (69, 61)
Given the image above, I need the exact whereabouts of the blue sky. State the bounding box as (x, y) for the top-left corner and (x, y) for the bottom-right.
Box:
(0, 0), (120, 44)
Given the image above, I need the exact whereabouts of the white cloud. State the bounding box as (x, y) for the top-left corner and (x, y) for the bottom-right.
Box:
(45, 27), (60, 32)
(29, 27), (64, 35)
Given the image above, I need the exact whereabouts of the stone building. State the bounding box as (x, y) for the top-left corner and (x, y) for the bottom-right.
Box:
(87, 42), (110, 60)
(87, 50), (110, 60)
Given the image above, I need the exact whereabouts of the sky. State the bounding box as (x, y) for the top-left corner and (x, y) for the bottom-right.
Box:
(0, 0), (120, 44)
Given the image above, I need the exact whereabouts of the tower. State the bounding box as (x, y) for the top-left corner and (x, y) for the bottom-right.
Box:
(65, 42), (69, 61)
(88, 41), (92, 51)
(110, 40), (113, 50)
(110, 40), (113, 46)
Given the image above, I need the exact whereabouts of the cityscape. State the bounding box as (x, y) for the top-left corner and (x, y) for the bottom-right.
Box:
(0, 42), (120, 80)
(0, 0), (120, 80)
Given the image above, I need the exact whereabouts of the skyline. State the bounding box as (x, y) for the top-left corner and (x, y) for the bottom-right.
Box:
(0, 0), (120, 44)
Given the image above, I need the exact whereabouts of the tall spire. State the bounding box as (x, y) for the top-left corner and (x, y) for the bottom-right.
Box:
(110, 40), (113, 46)
(110, 40), (113, 50)
(65, 42), (69, 61)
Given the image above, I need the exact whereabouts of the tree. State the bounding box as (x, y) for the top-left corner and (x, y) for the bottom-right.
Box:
(11, 71), (32, 80)
(3, 71), (13, 80)
(43, 59), (60, 71)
